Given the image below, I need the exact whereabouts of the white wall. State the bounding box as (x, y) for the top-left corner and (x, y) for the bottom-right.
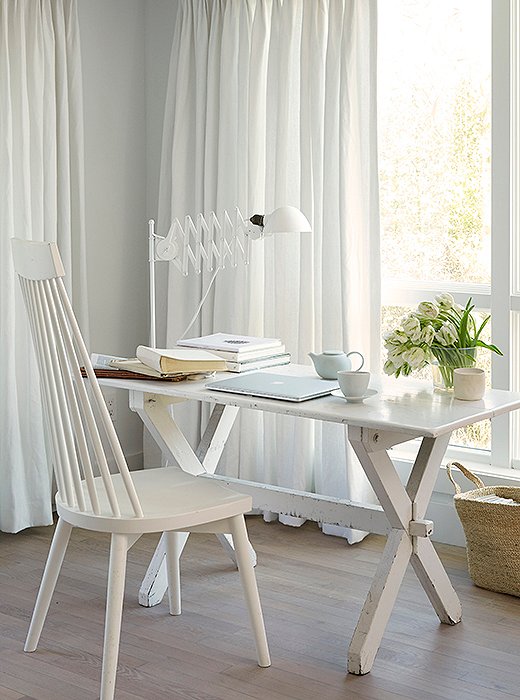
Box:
(145, 0), (178, 218)
(78, 0), (149, 467)
(145, 0), (178, 348)
(79, 0), (149, 355)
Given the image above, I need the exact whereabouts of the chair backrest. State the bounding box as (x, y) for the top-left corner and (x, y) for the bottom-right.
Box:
(11, 239), (143, 519)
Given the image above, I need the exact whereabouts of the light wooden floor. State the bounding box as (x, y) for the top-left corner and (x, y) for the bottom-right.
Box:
(0, 517), (519, 700)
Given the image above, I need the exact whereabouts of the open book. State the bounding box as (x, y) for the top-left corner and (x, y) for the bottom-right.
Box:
(136, 345), (227, 374)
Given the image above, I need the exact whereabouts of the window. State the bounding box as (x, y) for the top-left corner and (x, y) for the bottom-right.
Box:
(378, 0), (518, 469)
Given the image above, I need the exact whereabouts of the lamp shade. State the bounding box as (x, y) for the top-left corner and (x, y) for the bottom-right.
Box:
(263, 206), (311, 234)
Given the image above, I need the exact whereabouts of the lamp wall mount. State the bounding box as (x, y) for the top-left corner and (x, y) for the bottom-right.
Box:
(150, 207), (253, 276)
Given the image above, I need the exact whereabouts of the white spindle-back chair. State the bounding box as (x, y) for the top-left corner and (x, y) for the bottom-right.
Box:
(12, 238), (270, 700)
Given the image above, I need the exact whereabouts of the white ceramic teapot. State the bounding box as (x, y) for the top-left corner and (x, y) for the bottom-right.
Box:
(308, 350), (365, 380)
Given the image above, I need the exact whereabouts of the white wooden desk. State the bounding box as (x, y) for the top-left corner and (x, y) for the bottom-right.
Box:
(100, 366), (520, 675)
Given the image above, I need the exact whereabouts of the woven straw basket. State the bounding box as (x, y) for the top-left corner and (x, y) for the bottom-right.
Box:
(446, 461), (520, 596)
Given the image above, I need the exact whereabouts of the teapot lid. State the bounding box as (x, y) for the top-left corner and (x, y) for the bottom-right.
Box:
(323, 350), (344, 355)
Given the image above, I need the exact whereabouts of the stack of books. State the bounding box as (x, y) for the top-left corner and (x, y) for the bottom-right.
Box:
(177, 333), (290, 373)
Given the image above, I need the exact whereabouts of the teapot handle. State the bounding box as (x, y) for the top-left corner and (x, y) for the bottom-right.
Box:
(346, 351), (364, 372)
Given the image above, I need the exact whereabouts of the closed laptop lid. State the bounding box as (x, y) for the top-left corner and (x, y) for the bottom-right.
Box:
(206, 372), (338, 402)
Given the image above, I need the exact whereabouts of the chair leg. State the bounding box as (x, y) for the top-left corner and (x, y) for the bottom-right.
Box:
(100, 533), (129, 700)
(229, 516), (271, 667)
(25, 518), (73, 652)
(165, 531), (186, 615)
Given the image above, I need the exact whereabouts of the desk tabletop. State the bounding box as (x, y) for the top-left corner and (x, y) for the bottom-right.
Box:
(99, 364), (520, 439)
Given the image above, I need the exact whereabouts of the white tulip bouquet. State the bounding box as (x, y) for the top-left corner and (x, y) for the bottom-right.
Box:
(383, 294), (502, 387)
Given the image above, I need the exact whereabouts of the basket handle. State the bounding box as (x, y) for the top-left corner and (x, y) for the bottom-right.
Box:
(446, 461), (485, 494)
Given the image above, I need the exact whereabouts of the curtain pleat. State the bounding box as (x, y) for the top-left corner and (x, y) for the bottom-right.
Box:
(0, 0), (87, 532)
(158, 0), (380, 543)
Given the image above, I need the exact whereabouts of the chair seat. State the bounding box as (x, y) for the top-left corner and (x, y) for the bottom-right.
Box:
(56, 466), (252, 534)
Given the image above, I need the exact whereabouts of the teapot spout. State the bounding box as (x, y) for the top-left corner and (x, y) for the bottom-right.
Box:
(308, 352), (319, 369)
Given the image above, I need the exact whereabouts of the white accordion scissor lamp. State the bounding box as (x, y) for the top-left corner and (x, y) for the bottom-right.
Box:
(147, 205), (311, 347)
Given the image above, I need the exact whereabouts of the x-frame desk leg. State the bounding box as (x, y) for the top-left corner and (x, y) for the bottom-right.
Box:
(347, 426), (462, 674)
(128, 388), (462, 673)
(129, 391), (245, 607)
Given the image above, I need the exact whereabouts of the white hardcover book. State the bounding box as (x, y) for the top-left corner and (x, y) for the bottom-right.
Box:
(204, 344), (286, 362)
(177, 332), (282, 354)
(226, 354), (291, 372)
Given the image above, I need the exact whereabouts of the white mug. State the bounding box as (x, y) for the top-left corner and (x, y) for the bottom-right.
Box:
(337, 370), (370, 398)
(453, 367), (485, 401)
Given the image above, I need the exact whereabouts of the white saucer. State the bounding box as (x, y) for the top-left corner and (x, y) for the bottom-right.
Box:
(331, 388), (378, 403)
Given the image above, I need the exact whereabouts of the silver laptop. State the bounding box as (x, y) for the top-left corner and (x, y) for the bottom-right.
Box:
(206, 372), (338, 402)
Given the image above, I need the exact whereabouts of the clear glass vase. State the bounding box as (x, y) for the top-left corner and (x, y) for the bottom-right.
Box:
(430, 347), (478, 392)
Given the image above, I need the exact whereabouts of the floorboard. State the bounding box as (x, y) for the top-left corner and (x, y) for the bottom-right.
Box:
(0, 517), (519, 700)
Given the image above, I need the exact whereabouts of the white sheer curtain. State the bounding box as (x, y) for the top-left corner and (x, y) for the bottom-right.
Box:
(158, 0), (380, 543)
(0, 0), (87, 532)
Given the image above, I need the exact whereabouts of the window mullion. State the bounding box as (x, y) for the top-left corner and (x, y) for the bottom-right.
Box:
(510, 0), (520, 467)
(490, 0), (512, 467)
